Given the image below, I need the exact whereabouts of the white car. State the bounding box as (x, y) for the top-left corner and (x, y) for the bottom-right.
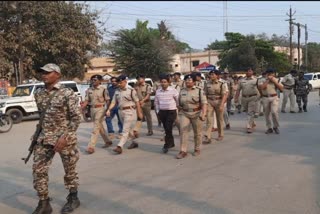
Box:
(304, 72), (320, 89)
(0, 81), (81, 124)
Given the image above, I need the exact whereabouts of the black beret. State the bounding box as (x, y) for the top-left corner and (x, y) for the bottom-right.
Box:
(184, 73), (196, 81)
(159, 74), (170, 81)
(91, 74), (103, 80)
(173, 72), (181, 76)
(116, 74), (127, 82)
(136, 74), (145, 79)
(265, 68), (275, 74)
(192, 72), (202, 77)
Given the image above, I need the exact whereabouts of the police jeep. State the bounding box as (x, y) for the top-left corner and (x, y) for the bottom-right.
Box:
(0, 81), (81, 124)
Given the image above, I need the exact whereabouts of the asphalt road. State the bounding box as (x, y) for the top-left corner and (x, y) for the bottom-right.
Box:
(1, 91), (320, 214)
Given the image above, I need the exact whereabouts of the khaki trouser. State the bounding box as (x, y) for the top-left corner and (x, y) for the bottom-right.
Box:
(255, 97), (264, 114)
(88, 107), (111, 148)
(223, 103), (229, 126)
(205, 101), (215, 139)
(212, 100), (224, 137)
(281, 88), (295, 112)
(118, 108), (137, 148)
(262, 96), (280, 129)
(142, 104), (153, 132)
(180, 111), (203, 152)
(241, 96), (258, 128)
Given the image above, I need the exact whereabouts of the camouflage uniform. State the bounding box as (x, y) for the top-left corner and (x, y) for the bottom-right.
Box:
(294, 76), (312, 112)
(33, 83), (81, 200)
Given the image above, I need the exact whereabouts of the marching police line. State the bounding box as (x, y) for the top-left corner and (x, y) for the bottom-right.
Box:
(28, 63), (313, 214)
(82, 68), (312, 159)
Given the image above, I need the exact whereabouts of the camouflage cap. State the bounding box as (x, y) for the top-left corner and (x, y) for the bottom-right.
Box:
(40, 63), (61, 73)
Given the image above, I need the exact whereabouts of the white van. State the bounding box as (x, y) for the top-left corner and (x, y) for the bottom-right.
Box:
(0, 81), (81, 124)
(304, 72), (320, 89)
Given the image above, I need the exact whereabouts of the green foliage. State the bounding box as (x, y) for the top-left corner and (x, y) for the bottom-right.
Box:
(302, 42), (320, 72)
(0, 1), (101, 82)
(108, 20), (177, 79)
(210, 32), (291, 74)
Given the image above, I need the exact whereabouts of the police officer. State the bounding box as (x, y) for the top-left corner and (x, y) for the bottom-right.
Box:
(172, 72), (185, 88)
(203, 70), (228, 143)
(134, 74), (153, 136)
(255, 71), (267, 117)
(106, 75), (143, 154)
(235, 68), (259, 133)
(193, 72), (206, 89)
(294, 71), (312, 112)
(33, 63), (81, 214)
(258, 69), (284, 134)
(105, 77), (123, 139)
(222, 71), (235, 115)
(281, 70), (298, 113)
(152, 78), (162, 127)
(176, 74), (207, 159)
(81, 75), (112, 154)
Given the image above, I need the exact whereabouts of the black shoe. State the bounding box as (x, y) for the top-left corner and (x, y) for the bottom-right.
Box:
(298, 108), (303, 113)
(303, 107), (307, 112)
(146, 131), (153, 136)
(226, 124), (230, 130)
(61, 192), (80, 214)
(273, 127), (280, 134)
(265, 128), (273, 134)
(128, 142), (139, 149)
(32, 199), (52, 214)
(230, 112), (234, 115)
(281, 110), (286, 113)
(162, 147), (169, 153)
(168, 144), (175, 149)
(289, 111), (295, 113)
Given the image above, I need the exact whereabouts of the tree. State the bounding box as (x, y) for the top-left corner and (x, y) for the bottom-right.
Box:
(0, 1), (101, 83)
(302, 42), (320, 72)
(108, 20), (177, 79)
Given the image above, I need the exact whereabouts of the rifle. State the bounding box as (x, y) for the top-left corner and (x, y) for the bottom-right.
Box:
(22, 124), (42, 164)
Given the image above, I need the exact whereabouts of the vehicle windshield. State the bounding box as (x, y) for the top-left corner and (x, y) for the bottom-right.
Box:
(304, 74), (313, 80)
(12, 86), (34, 97)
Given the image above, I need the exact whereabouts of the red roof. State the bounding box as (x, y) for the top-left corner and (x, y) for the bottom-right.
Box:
(195, 62), (213, 69)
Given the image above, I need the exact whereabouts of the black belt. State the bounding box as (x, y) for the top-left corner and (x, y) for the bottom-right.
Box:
(242, 94), (257, 98)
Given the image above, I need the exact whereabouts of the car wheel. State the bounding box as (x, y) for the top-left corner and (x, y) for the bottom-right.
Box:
(7, 108), (23, 124)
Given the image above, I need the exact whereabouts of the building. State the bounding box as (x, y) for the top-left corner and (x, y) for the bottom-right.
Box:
(274, 46), (303, 66)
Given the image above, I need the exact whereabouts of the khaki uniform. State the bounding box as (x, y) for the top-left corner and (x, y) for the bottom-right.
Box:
(33, 83), (81, 200)
(133, 83), (153, 133)
(195, 80), (206, 89)
(224, 77), (235, 113)
(170, 84), (181, 132)
(172, 79), (185, 89)
(179, 86), (207, 152)
(281, 73), (296, 112)
(85, 85), (111, 149)
(111, 86), (140, 148)
(255, 77), (265, 115)
(204, 79), (227, 139)
(238, 77), (259, 128)
(259, 79), (281, 129)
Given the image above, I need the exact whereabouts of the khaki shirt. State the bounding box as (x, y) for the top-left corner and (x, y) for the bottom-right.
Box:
(238, 77), (259, 96)
(85, 85), (109, 106)
(135, 83), (152, 104)
(170, 83), (181, 93)
(195, 80), (206, 89)
(258, 78), (278, 96)
(179, 86), (207, 116)
(204, 79), (227, 100)
(281, 74), (295, 88)
(111, 86), (139, 109)
(172, 79), (185, 89)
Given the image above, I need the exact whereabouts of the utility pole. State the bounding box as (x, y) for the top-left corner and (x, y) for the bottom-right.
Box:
(286, 6), (296, 65)
(293, 22), (308, 71)
(300, 24), (308, 71)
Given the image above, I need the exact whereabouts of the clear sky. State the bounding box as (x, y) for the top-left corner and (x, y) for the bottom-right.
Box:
(86, 1), (320, 50)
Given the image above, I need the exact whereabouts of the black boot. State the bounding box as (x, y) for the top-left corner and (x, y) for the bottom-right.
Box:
(298, 107), (302, 113)
(32, 199), (52, 214)
(61, 191), (80, 214)
(303, 106), (307, 112)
